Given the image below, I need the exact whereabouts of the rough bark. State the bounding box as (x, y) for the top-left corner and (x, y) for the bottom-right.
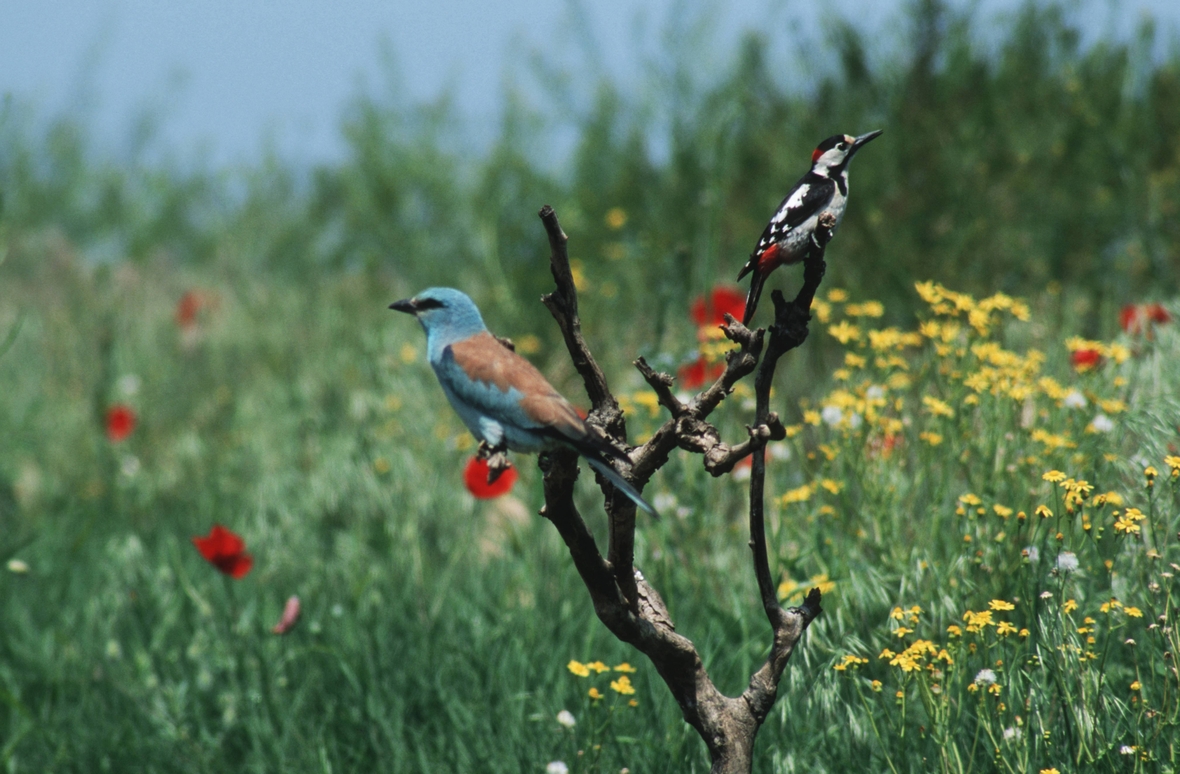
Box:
(534, 205), (833, 773)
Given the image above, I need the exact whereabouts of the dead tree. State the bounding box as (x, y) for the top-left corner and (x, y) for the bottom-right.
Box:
(529, 205), (830, 774)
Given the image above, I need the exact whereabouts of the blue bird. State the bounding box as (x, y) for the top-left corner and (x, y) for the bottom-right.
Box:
(390, 287), (658, 517)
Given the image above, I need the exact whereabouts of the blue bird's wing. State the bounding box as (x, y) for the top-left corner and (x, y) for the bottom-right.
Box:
(438, 332), (659, 517)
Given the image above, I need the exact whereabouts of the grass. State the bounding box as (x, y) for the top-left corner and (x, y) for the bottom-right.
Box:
(3, 1), (1180, 771)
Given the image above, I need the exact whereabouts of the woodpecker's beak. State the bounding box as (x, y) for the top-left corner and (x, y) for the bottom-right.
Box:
(389, 298), (417, 315)
(850, 130), (883, 155)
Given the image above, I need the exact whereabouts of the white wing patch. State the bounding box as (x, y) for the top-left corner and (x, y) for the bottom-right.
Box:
(771, 184), (808, 224)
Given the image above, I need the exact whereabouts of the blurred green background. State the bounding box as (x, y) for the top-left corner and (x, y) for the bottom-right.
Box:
(3, 0), (1180, 771)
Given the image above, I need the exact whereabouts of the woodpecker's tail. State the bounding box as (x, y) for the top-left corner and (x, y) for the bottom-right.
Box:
(742, 268), (768, 326)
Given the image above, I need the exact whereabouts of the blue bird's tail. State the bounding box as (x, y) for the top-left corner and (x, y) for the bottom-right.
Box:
(583, 455), (660, 519)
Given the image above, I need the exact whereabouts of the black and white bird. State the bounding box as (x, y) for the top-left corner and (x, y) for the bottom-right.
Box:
(737, 130), (882, 325)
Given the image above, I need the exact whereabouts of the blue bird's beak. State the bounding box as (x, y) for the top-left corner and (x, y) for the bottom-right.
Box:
(849, 129), (883, 155)
(389, 298), (417, 315)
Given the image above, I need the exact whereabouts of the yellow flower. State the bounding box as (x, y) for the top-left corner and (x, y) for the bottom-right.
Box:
(827, 288), (849, 303)
(779, 485), (812, 505)
(570, 259), (589, 291)
(821, 479), (843, 495)
(993, 504), (1013, 518)
(1035, 504), (1053, 519)
(845, 301), (884, 317)
(828, 320), (861, 344)
(845, 352), (867, 368)
(567, 660), (590, 677)
(586, 661), (610, 674)
(1100, 598), (1123, 613)
(947, 624), (963, 637)
(1130, 681), (1141, 691)
(919, 431), (943, 446)
(1124, 607), (1143, 618)
(515, 334), (541, 355)
(604, 207), (627, 230)
(871, 680), (883, 692)
(1019, 628), (1029, 638)
(613, 663), (637, 673)
(812, 299), (832, 323)
(588, 687), (603, 700)
(1165, 455), (1180, 473)
(610, 676), (636, 695)
(922, 396), (955, 418)
(959, 493), (982, 506)
(1042, 470), (1067, 483)
(1040, 769), (1061, 774)
(803, 410), (822, 426)
(989, 600), (1015, 611)
(997, 621), (1017, 636)
(878, 648), (897, 660)
(1063, 599), (1078, 614)
(628, 698), (638, 707)
(914, 280), (942, 305)
(399, 343), (418, 363)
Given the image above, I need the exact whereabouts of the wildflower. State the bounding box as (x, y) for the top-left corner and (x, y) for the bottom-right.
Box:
(547, 762), (570, 774)
(820, 479), (843, 494)
(175, 289), (205, 329)
(821, 405), (844, 426)
(1120, 302), (1170, 335)
(1124, 607), (1143, 618)
(1119, 745), (1136, 755)
(1003, 727), (1022, 741)
(586, 661), (610, 674)
(919, 431), (943, 446)
(191, 524), (253, 579)
(610, 676), (636, 695)
(6, 559), (29, 574)
(604, 207), (628, 230)
(845, 301), (885, 317)
(1165, 455), (1180, 476)
(588, 687), (602, 700)
(974, 669), (997, 685)
(989, 600), (1015, 611)
(827, 321), (861, 344)
(613, 663), (637, 673)
(870, 680), (882, 692)
(946, 625), (963, 637)
(105, 405), (137, 443)
(1056, 553), (1079, 573)
(828, 288), (849, 303)
(1088, 413), (1115, 433)
(993, 504), (1013, 518)
(1042, 470), (1067, 483)
(677, 357), (725, 390)
(779, 485), (813, 505)
(1063, 599), (1078, 614)
(1070, 348), (1102, 371)
(556, 710), (576, 728)
(922, 396), (954, 418)
(463, 457), (518, 499)
(567, 661), (591, 677)
(1063, 390), (1087, 409)
(1023, 546), (1039, 562)
(271, 595), (301, 635)
(1040, 769), (1061, 774)
(1145, 466), (1158, 487)
(1129, 681), (1141, 691)
(1035, 505), (1053, 519)
(690, 286), (746, 327)
(997, 621), (1017, 636)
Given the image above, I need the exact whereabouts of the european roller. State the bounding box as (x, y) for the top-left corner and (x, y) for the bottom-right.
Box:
(391, 287), (657, 517)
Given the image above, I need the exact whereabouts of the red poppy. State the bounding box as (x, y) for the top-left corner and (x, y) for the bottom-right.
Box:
(191, 524), (254, 579)
(176, 290), (204, 329)
(677, 357), (725, 390)
(105, 405), (137, 442)
(271, 595), (301, 635)
(464, 457), (518, 499)
(1120, 303), (1171, 336)
(1070, 349), (1103, 372)
(690, 286), (746, 327)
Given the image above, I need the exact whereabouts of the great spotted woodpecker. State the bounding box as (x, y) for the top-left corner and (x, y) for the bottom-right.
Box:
(737, 130), (882, 325)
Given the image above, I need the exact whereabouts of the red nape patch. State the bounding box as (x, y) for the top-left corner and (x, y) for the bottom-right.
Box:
(812, 148), (823, 162)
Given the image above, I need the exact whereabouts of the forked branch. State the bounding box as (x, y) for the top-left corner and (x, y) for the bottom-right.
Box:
(534, 205), (831, 774)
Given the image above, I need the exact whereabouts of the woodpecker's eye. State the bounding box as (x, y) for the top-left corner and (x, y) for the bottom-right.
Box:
(837, 143), (847, 151)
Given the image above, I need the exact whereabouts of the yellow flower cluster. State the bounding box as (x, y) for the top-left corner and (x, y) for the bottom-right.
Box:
(1064, 336), (1130, 364)
(568, 659), (641, 702)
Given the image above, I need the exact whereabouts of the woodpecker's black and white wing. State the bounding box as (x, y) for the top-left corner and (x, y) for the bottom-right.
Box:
(753, 173), (836, 256)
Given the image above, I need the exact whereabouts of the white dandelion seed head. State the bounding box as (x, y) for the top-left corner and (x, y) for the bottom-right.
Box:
(1063, 389), (1087, 409)
(847, 412), (863, 429)
(1003, 726), (1022, 741)
(546, 762), (570, 774)
(1056, 552), (1079, 573)
(974, 668), (997, 685)
(821, 405), (844, 426)
(866, 385), (886, 400)
(1024, 546), (1039, 563)
(1120, 745), (1135, 755)
(1089, 413), (1114, 433)
(556, 710), (576, 728)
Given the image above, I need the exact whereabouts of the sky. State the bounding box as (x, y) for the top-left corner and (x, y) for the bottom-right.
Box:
(1, 0), (1178, 167)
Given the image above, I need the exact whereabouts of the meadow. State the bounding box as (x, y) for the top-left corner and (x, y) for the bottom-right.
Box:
(3, 1), (1180, 771)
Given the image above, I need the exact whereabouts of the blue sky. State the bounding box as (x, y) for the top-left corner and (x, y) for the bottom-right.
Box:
(2, 0), (1177, 166)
